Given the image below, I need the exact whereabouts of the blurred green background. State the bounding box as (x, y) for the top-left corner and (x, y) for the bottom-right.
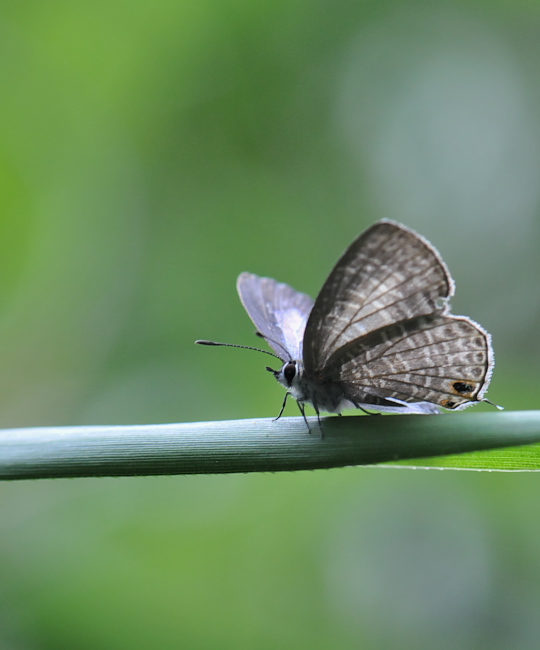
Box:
(1, 1), (540, 648)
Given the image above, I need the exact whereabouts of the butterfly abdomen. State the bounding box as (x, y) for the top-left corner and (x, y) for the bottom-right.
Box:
(295, 372), (352, 414)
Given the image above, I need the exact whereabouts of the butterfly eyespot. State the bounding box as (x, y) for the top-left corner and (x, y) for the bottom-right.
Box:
(283, 362), (296, 385)
(452, 381), (474, 395)
(442, 399), (457, 408)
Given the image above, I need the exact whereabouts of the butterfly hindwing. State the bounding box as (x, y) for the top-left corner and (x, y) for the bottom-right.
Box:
(324, 313), (493, 410)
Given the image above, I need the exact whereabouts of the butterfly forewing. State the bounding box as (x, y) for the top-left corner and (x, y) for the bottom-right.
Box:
(237, 272), (314, 360)
(303, 221), (454, 374)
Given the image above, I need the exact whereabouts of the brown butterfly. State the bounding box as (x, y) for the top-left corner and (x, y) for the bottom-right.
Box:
(198, 220), (496, 423)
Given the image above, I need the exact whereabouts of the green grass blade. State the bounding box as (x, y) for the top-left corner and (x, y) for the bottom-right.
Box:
(1, 411), (540, 480)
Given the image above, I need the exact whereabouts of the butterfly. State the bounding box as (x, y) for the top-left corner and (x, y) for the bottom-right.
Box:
(197, 220), (495, 424)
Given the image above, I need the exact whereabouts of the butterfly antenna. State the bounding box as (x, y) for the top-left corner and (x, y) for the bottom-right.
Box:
(195, 339), (283, 362)
(255, 331), (291, 361)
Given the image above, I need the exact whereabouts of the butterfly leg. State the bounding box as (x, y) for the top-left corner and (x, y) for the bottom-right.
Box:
(352, 401), (381, 416)
(311, 400), (325, 439)
(296, 401), (313, 434)
(273, 392), (290, 421)
(314, 405), (322, 427)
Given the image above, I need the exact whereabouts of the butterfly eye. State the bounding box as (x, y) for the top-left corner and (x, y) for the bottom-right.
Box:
(283, 362), (296, 385)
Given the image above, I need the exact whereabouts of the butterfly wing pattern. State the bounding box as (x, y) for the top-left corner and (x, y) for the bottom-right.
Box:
(303, 220), (494, 413)
(237, 272), (314, 362)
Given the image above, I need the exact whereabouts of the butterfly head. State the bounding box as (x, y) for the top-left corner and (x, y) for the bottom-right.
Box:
(266, 360), (306, 398)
